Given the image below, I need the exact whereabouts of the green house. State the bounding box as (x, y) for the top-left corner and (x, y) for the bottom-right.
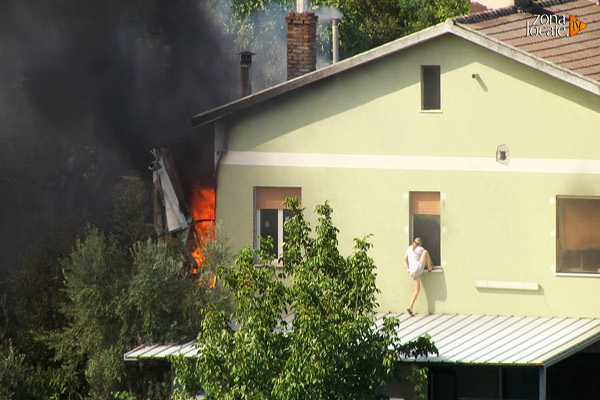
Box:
(158, 0), (600, 398)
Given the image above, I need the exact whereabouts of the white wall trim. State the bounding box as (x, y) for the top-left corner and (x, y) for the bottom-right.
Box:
(221, 151), (600, 174)
(474, 280), (540, 291)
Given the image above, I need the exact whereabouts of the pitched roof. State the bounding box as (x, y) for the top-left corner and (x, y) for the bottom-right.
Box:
(191, 0), (600, 128)
(454, 0), (600, 82)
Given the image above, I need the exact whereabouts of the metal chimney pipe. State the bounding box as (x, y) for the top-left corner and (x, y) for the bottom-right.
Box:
(297, 0), (308, 12)
(239, 51), (254, 97)
(332, 18), (339, 64)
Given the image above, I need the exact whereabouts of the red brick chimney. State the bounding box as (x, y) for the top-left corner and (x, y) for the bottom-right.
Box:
(286, 1), (317, 80)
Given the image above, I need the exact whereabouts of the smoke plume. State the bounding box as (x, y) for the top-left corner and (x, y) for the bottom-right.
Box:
(0, 0), (238, 277)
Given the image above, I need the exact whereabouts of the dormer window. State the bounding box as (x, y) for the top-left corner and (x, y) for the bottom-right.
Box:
(421, 65), (441, 111)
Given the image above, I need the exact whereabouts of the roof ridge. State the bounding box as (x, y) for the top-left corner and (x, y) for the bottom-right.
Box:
(454, 5), (517, 24)
(454, 0), (583, 24)
(535, 0), (581, 8)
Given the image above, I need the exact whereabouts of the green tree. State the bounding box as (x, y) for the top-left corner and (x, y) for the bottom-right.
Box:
(0, 340), (48, 399)
(173, 199), (437, 399)
(332, 0), (471, 55)
(42, 182), (231, 399)
(51, 230), (228, 399)
(205, 0), (469, 89)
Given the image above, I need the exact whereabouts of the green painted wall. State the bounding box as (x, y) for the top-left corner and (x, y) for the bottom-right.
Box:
(213, 34), (600, 318)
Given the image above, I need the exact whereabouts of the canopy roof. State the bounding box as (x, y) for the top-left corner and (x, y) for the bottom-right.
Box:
(125, 313), (600, 367)
(383, 312), (600, 367)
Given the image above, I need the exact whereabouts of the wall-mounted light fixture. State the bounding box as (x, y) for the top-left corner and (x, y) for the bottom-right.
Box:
(496, 144), (510, 166)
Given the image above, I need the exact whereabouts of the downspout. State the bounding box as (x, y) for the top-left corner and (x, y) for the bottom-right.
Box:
(213, 120), (226, 179)
(212, 120), (227, 225)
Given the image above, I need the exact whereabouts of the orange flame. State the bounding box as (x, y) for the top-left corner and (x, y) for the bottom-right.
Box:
(189, 183), (215, 238)
(197, 273), (216, 288)
(186, 183), (216, 283)
(191, 247), (203, 268)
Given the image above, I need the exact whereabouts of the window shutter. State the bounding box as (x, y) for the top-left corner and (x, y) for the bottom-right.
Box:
(559, 198), (600, 250)
(255, 187), (301, 209)
(411, 192), (440, 215)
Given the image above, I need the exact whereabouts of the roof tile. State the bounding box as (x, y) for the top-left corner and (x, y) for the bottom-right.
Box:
(455, 0), (600, 82)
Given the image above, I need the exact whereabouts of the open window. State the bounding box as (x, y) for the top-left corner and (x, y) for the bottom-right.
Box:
(557, 196), (600, 274)
(254, 187), (301, 260)
(410, 192), (441, 266)
(421, 65), (441, 111)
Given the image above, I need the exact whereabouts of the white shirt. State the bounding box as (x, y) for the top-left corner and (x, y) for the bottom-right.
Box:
(406, 245), (424, 275)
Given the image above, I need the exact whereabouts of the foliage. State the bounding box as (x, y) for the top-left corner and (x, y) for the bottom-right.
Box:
(112, 179), (157, 246)
(50, 225), (220, 399)
(173, 199), (437, 399)
(333, 0), (470, 55)
(0, 339), (49, 399)
(10, 220), (85, 365)
(112, 391), (137, 400)
(407, 365), (428, 400)
(196, 224), (235, 314)
(204, 0), (470, 89)
(0, 181), (231, 400)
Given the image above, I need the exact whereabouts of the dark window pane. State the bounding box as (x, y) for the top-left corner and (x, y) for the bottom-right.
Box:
(412, 214), (441, 266)
(422, 65), (441, 110)
(282, 209), (294, 247)
(259, 209), (278, 256)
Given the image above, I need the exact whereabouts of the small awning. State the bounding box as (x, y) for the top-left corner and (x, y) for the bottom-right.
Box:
(379, 313), (600, 367)
(124, 340), (200, 361)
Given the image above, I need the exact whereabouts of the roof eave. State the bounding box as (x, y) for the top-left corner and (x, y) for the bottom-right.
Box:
(191, 22), (452, 128)
(540, 325), (600, 367)
(191, 17), (599, 129)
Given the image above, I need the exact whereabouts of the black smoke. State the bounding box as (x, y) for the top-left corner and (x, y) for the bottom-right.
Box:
(0, 0), (238, 278)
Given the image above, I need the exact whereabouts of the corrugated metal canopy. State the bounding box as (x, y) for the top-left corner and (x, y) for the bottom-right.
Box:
(124, 341), (200, 361)
(380, 313), (600, 367)
(125, 313), (600, 367)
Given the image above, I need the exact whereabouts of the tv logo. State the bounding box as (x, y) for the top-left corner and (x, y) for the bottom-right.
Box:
(526, 14), (587, 37)
(569, 15), (587, 36)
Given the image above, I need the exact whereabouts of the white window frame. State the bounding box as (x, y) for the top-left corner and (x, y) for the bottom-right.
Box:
(409, 191), (441, 267)
(556, 195), (600, 275)
(255, 209), (287, 259)
(253, 187), (300, 263)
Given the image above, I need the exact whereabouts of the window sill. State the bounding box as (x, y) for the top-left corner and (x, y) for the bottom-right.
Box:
(406, 267), (443, 273)
(555, 272), (600, 278)
(419, 109), (443, 114)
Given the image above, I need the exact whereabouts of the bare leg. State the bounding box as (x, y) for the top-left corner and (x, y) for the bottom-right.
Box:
(407, 277), (421, 313)
(420, 249), (434, 271)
